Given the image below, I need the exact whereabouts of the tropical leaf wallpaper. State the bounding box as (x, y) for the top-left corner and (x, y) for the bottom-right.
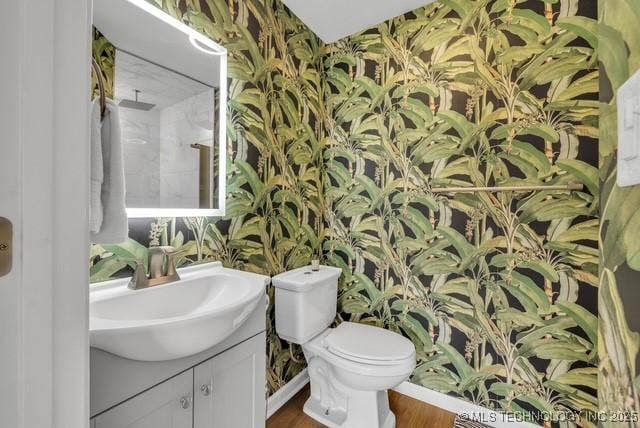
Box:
(91, 0), (604, 424)
(598, 0), (640, 426)
(322, 1), (598, 425)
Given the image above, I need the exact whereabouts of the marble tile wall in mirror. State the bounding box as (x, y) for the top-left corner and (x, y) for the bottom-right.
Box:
(115, 51), (216, 209)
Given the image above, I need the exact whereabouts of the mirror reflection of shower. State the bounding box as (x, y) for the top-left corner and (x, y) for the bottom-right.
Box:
(114, 50), (216, 209)
(119, 89), (155, 111)
(121, 90), (153, 145)
(190, 143), (212, 209)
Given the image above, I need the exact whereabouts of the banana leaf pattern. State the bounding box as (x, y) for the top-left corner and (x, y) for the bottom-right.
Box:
(323, 1), (597, 424)
(89, 0), (601, 423)
(599, 1), (640, 426)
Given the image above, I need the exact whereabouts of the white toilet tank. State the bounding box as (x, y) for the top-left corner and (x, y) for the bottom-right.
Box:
(272, 265), (342, 344)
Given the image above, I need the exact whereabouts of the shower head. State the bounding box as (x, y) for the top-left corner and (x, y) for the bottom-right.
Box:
(119, 89), (156, 111)
(119, 99), (156, 110)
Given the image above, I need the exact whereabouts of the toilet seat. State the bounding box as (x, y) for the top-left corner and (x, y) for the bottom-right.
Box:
(325, 322), (415, 366)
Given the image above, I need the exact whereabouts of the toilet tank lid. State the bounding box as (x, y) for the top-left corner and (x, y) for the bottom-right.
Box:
(272, 265), (342, 292)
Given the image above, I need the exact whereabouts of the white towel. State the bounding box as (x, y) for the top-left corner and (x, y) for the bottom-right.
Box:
(90, 99), (104, 233)
(91, 99), (129, 244)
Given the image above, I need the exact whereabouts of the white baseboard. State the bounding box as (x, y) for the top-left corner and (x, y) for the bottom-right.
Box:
(266, 369), (310, 419)
(393, 382), (539, 428)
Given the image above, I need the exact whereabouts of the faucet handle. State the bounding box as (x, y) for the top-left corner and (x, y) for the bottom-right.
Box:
(128, 259), (148, 290)
(165, 248), (185, 279)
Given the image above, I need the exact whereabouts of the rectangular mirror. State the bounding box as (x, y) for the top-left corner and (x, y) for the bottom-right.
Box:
(93, 0), (227, 218)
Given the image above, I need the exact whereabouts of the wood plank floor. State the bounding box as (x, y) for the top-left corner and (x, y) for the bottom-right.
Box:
(267, 385), (456, 428)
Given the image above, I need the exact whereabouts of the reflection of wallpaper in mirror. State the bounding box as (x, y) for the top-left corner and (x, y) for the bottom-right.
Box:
(115, 50), (216, 209)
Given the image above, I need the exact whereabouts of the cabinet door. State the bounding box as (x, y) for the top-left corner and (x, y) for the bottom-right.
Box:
(95, 370), (193, 428)
(194, 333), (266, 428)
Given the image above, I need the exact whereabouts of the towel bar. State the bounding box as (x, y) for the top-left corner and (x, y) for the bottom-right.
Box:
(91, 58), (107, 120)
(430, 183), (584, 194)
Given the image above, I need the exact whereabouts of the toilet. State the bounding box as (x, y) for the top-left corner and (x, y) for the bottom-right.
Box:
(273, 265), (416, 428)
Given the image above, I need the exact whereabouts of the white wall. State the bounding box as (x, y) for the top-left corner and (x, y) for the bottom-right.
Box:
(0, 1), (90, 427)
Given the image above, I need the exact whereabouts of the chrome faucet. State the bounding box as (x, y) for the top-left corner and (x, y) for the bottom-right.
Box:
(128, 246), (182, 290)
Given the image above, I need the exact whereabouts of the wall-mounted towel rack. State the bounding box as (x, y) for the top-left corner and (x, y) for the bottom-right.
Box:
(430, 183), (584, 194)
(91, 58), (107, 120)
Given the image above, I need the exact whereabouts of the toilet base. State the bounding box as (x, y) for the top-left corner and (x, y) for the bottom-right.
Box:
(303, 396), (347, 427)
(299, 331), (412, 428)
(303, 394), (396, 428)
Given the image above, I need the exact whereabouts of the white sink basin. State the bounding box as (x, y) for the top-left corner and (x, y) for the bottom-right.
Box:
(90, 262), (268, 361)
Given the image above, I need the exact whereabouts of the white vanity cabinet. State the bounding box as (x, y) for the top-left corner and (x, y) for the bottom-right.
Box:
(194, 335), (266, 428)
(94, 371), (193, 428)
(93, 332), (265, 428)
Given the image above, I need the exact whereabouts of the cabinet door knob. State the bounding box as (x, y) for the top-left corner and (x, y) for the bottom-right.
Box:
(179, 396), (192, 409)
(200, 384), (211, 396)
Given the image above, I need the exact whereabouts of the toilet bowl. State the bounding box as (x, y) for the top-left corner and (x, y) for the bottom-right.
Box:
(273, 266), (416, 428)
